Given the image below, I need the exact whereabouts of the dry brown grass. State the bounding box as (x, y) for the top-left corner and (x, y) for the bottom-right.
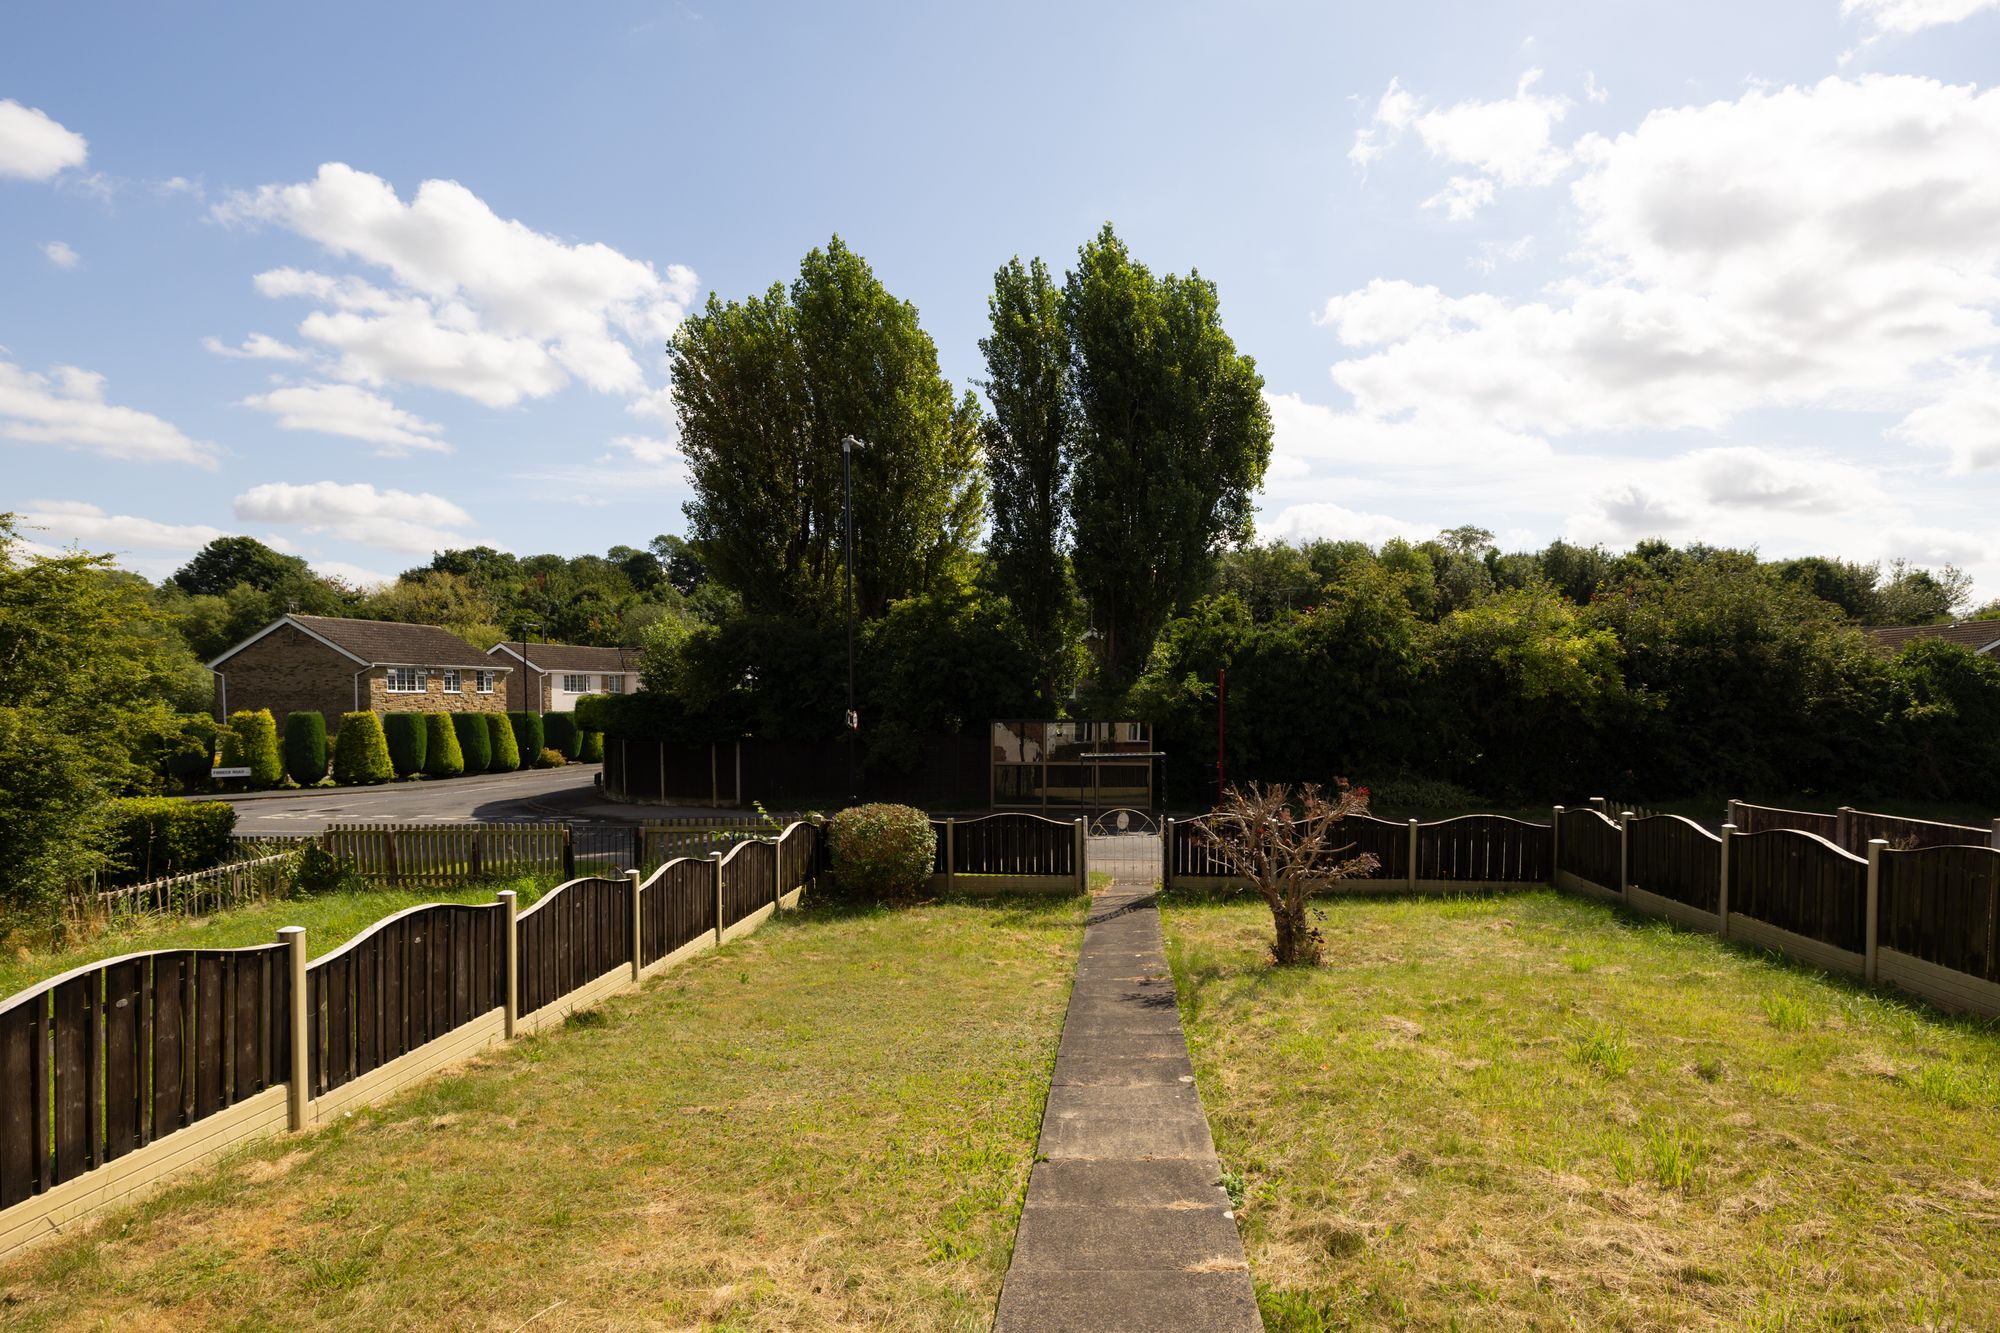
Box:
(1166, 889), (2000, 1330)
(0, 895), (1084, 1331)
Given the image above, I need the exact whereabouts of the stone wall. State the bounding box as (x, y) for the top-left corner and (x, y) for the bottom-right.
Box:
(365, 668), (510, 716)
(213, 623), (359, 728)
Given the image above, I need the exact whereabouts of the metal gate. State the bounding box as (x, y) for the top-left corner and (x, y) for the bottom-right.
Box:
(1086, 824), (1163, 886)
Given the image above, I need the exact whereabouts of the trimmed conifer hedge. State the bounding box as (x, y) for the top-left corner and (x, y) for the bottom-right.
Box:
(424, 713), (465, 777)
(452, 712), (491, 774)
(383, 712), (427, 778)
(224, 708), (283, 787)
(508, 711), (544, 761)
(333, 712), (394, 784)
(579, 730), (604, 763)
(282, 711), (327, 785)
(544, 712), (581, 760)
(486, 712), (521, 772)
(103, 798), (238, 885)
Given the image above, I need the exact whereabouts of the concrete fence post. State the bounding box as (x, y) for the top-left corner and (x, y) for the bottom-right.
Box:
(279, 926), (308, 1130)
(1591, 796), (1607, 816)
(710, 850), (725, 945)
(1619, 812), (1633, 893)
(1718, 824), (1735, 939)
(1551, 806), (1565, 885)
(1164, 818), (1176, 891)
(1406, 819), (1419, 892)
(1990, 817), (1999, 851)
(944, 817), (955, 894)
(498, 890), (519, 1038)
(1866, 838), (1886, 984)
(1074, 818), (1087, 894)
(627, 869), (643, 981)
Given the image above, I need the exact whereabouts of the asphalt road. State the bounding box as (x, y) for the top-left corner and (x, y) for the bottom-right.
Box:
(211, 764), (726, 834)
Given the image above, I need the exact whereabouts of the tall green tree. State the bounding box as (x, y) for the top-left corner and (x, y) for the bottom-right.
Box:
(671, 236), (985, 622)
(979, 255), (1083, 699)
(1063, 224), (1272, 687)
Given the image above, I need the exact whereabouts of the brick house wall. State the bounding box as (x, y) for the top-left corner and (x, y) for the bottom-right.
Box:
(363, 669), (509, 716)
(500, 668), (551, 712)
(212, 623), (359, 730)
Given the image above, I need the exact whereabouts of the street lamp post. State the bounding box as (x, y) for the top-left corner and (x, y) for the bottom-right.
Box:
(517, 621), (540, 715)
(842, 436), (859, 806)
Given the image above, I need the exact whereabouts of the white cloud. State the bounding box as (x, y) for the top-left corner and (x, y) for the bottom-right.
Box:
(1261, 502), (1435, 545)
(216, 164), (696, 408)
(237, 382), (451, 456)
(1889, 360), (2000, 471)
(0, 99), (87, 181)
(0, 359), (217, 467)
(610, 433), (680, 465)
(1584, 72), (1609, 105)
(17, 500), (225, 553)
(1349, 78), (1419, 167)
(1322, 76), (2000, 440)
(311, 559), (395, 589)
(1471, 236), (1535, 273)
(1423, 176), (1496, 222)
(203, 332), (308, 362)
(42, 241), (78, 269)
(1352, 69), (1573, 216)
(232, 480), (476, 555)
(1843, 0), (2000, 33)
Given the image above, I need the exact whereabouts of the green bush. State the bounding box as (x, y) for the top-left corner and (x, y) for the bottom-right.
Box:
(103, 797), (238, 885)
(544, 712), (581, 760)
(424, 713), (465, 777)
(451, 712), (491, 774)
(332, 711), (393, 785)
(224, 709), (283, 787)
(829, 803), (935, 902)
(579, 730), (604, 763)
(536, 747), (568, 769)
(294, 842), (364, 896)
(509, 711), (544, 761)
(282, 712), (327, 785)
(382, 712), (427, 778)
(486, 713), (521, 772)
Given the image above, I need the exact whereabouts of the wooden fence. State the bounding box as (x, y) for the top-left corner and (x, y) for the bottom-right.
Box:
(0, 820), (822, 1261)
(322, 823), (569, 888)
(93, 852), (300, 920)
(1165, 813), (1546, 893)
(1726, 801), (1998, 855)
(926, 813), (1085, 894)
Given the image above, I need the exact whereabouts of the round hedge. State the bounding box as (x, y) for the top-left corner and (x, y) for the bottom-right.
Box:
(332, 712), (393, 784)
(423, 713), (464, 777)
(382, 712), (427, 778)
(486, 713), (521, 772)
(829, 803), (936, 901)
(451, 711), (491, 774)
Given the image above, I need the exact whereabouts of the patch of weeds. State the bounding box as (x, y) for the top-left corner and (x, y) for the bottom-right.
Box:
(1257, 1283), (1346, 1332)
(1693, 1055), (1726, 1082)
(1564, 951), (1603, 974)
(564, 1007), (607, 1030)
(1901, 1061), (1997, 1110)
(1219, 1166), (1248, 1210)
(1569, 1024), (1634, 1078)
(1643, 1120), (1709, 1191)
(1762, 992), (1813, 1032)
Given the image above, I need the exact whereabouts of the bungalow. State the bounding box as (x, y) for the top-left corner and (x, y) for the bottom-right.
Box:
(1865, 621), (2000, 657)
(208, 614), (510, 730)
(486, 641), (642, 712)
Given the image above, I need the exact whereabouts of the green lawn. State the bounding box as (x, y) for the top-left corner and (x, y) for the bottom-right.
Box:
(0, 879), (548, 999)
(1164, 889), (2000, 1330)
(0, 893), (1084, 1331)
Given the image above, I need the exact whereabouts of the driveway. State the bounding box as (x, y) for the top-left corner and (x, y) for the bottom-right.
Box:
(210, 765), (741, 834)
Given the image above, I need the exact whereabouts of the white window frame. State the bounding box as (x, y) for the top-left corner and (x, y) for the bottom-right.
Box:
(562, 673), (591, 693)
(475, 670), (496, 694)
(603, 673), (625, 694)
(385, 666), (426, 694)
(441, 669), (461, 692)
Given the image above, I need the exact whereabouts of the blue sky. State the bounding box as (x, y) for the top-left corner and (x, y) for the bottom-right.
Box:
(5, 0), (2000, 597)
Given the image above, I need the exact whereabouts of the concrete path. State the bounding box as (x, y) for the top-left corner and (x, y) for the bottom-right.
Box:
(993, 879), (1260, 1331)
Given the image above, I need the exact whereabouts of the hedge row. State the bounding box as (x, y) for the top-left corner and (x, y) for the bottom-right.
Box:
(303, 710), (600, 787)
(104, 798), (238, 886)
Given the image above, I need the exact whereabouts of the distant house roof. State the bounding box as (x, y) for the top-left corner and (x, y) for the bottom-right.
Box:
(488, 641), (641, 673)
(1866, 621), (2000, 656)
(210, 614), (505, 670)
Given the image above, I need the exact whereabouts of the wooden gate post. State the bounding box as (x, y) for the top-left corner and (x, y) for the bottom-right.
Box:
(1551, 807), (1564, 886)
(1074, 818), (1086, 894)
(944, 818), (955, 894)
(1406, 819), (1419, 892)
(1717, 824), (1735, 939)
(628, 869), (644, 980)
(1865, 838), (1886, 983)
(1618, 812), (1634, 894)
(498, 890), (519, 1038)
(561, 825), (575, 880)
(710, 851), (725, 945)
(1163, 818), (1176, 891)
(279, 926), (308, 1130)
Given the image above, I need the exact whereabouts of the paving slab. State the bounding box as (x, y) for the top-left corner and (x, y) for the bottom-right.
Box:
(993, 874), (1259, 1332)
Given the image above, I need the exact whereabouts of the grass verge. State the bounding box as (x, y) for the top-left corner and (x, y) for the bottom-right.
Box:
(1163, 888), (2000, 1329)
(0, 878), (548, 998)
(0, 892), (1084, 1331)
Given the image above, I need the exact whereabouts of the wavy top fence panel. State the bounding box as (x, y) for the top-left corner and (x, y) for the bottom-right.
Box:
(516, 877), (630, 1017)
(1840, 809), (1992, 854)
(638, 858), (715, 967)
(720, 839), (777, 926)
(1170, 815), (1409, 883)
(1726, 802), (1839, 842)
(1626, 816), (1721, 913)
(1557, 808), (1621, 892)
(0, 942), (289, 1210)
(933, 813), (1077, 877)
(323, 823), (568, 888)
(1416, 815), (1551, 884)
(1728, 829), (1867, 953)
(1879, 843), (2000, 982)
(306, 901), (503, 1099)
